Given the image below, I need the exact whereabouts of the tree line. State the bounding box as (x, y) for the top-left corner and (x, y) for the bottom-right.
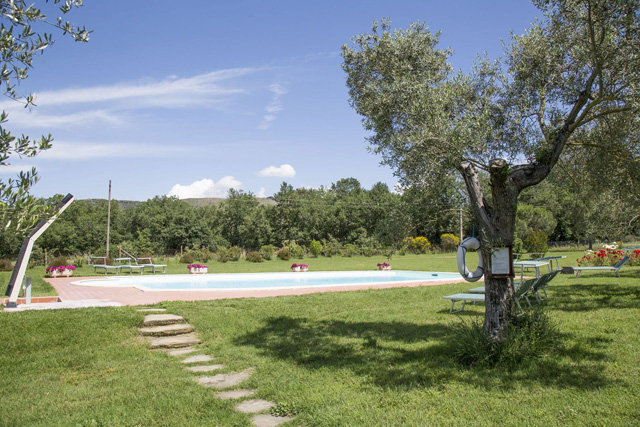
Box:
(0, 173), (637, 262)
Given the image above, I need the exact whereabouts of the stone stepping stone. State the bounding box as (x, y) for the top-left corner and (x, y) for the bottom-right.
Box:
(251, 414), (293, 427)
(216, 389), (255, 400)
(235, 399), (275, 414)
(139, 323), (194, 336)
(181, 354), (214, 364)
(143, 314), (185, 327)
(164, 347), (198, 356)
(137, 308), (166, 312)
(195, 369), (253, 389)
(185, 364), (224, 372)
(147, 334), (200, 349)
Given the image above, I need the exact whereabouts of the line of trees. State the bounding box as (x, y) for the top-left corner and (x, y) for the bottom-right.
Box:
(0, 172), (637, 262)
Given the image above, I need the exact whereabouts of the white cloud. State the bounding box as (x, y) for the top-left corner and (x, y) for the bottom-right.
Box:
(37, 141), (182, 160)
(0, 68), (261, 129)
(258, 83), (287, 129)
(5, 109), (125, 128)
(0, 164), (35, 174)
(257, 187), (266, 198)
(256, 164), (296, 178)
(167, 176), (242, 199)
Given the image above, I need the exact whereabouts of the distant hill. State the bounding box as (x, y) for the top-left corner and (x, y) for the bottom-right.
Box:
(81, 197), (277, 210)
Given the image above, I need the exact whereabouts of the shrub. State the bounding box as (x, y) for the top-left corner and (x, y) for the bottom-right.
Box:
(451, 308), (560, 368)
(513, 236), (524, 254)
(179, 253), (194, 264)
(440, 233), (460, 252)
(321, 238), (341, 257)
(246, 251), (263, 263)
(216, 247), (230, 263)
(340, 244), (358, 257)
(228, 246), (243, 261)
(194, 247), (212, 263)
(524, 231), (548, 255)
(276, 248), (290, 260)
(0, 258), (13, 271)
(285, 242), (305, 259)
(361, 245), (376, 257)
(260, 244), (275, 260)
(310, 240), (322, 257)
(403, 236), (432, 254)
(49, 256), (68, 267)
(70, 255), (85, 268)
(30, 246), (45, 266)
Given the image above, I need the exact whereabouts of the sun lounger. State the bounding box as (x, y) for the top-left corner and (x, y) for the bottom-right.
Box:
(443, 293), (486, 313)
(531, 270), (559, 301)
(572, 255), (630, 277)
(114, 257), (145, 274)
(92, 264), (121, 275)
(446, 278), (538, 314)
(136, 257), (167, 273)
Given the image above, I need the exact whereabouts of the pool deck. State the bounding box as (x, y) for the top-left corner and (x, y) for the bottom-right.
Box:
(8, 274), (470, 310)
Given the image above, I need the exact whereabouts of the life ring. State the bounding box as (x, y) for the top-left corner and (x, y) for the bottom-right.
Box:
(456, 237), (484, 282)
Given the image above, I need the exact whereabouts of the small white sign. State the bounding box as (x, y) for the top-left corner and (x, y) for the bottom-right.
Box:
(491, 247), (512, 276)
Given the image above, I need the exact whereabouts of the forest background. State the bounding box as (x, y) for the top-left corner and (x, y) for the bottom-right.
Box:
(2, 164), (637, 266)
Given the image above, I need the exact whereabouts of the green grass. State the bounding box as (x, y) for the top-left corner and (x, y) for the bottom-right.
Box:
(1, 253), (639, 425)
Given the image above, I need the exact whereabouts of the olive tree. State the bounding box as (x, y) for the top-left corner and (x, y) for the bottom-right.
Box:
(0, 0), (89, 233)
(342, 0), (640, 340)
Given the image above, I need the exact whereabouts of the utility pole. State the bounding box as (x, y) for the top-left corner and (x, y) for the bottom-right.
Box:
(460, 206), (463, 240)
(106, 180), (111, 259)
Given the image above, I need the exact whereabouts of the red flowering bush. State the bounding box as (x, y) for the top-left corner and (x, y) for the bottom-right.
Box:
(576, 249), (640, 266)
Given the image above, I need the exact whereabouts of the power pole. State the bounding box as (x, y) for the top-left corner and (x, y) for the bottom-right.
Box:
(460, 206), (463, 240)
(106, 180), (112, 259)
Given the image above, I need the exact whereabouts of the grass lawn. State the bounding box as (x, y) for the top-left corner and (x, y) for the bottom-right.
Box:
(1, 252), (639, 425)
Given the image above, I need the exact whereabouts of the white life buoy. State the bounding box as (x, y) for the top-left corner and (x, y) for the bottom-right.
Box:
(456, 237), (484, 282)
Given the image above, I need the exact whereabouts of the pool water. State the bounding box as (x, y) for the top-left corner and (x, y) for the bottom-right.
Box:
(72, 270), (461, 291)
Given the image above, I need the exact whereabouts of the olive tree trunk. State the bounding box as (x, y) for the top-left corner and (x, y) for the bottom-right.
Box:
(459, 159), (521, 341)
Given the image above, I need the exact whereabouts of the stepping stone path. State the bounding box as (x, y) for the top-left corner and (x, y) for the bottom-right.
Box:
(195, 369), (254, 389)
(185, 364), (225, 373)
(137, 309), (294, 426)
(182, 354), (214, 364)
(216, 389), (255, 400)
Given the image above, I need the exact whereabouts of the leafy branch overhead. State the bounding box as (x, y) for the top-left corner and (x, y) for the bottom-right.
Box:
(0, 0), (89, 233)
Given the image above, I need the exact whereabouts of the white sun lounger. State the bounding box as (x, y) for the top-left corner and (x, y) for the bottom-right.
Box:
(572, 255), (630, 277)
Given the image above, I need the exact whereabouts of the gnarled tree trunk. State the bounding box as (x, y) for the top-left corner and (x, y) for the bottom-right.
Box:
(459, 159), (520, 341)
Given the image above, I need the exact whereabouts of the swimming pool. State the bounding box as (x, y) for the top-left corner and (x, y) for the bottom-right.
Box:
(72, 270), (461, 291)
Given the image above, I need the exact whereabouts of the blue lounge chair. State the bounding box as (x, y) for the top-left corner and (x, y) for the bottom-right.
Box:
(572, 255), (630, 277)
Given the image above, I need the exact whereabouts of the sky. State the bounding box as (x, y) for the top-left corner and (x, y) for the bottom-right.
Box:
(1, 0), (541, 201)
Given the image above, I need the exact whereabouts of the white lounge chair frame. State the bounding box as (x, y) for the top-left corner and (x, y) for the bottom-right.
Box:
(572, 255), (630, 277)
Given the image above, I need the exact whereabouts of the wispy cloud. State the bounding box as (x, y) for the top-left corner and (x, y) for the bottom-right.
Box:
(5, 110), (125, 128)
(0, 67), (261, 129)
(258, 83), (287, 130)
(167, 176), (242, 199)
(0, 164), (35, 174)
(256, 164), (296, 178)
(37, 140), (183, 160)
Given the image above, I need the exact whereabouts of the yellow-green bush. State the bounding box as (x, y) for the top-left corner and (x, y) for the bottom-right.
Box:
(403, 236), (432, 254)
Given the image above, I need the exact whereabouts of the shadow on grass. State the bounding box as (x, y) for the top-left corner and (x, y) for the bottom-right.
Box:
(549, 283), (640, 312)
(235, 315), (616, 391)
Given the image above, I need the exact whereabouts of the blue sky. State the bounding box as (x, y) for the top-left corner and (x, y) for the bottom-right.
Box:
(2, 0), (540, 201)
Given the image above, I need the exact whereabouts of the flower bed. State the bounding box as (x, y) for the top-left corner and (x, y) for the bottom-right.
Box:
(377, 262), (391, 271)
(291, 263), (308, 272)
(576, 248), (640, 266)
(187, 264), (209, 274)
(46, 265), (76, 278)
